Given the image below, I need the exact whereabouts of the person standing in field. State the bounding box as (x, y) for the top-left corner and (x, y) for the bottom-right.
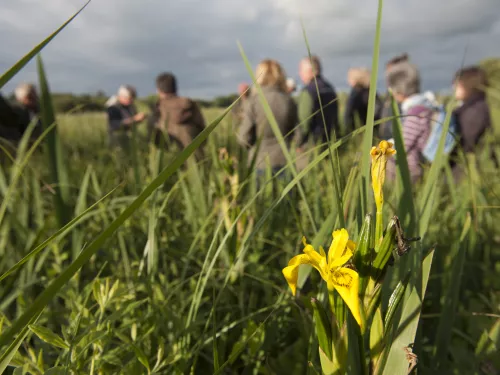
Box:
(386, 62), (439, 182)
(150, 72), (206, 158)
(344, 67), (382, 134)
(231, 82), (250, 128)
(296, 55), (339, 146)
(237, 59), (299, 176)
(11, 83), (43, 140)
(378, 53), (410, 140)
(106, 85), (146, 150)
(452, 66), (491, 154)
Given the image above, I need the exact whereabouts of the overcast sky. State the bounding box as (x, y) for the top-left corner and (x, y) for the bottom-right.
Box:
(1, 0), (499, 99)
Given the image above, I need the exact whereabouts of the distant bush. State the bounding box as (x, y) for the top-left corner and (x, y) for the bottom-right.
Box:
(52, 93), (107, 113)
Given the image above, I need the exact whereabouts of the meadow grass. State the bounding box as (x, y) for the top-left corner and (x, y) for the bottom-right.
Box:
(0, 1), (499, 374)
(0, 100), (498, 374)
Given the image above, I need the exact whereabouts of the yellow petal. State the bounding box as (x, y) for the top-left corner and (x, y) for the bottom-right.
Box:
(282, 254), (312, 296)
(331, 267), (362, 327)
(328, 229), (351, 265)
(303, 244), (328, 280)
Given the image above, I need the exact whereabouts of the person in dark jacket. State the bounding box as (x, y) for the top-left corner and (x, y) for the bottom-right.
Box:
(452, 66), (491, 153)
(238, 59), (299, 175)
(149, 73), (206, 159)
(296, 55), (339, 145)
(0, 93), (23, 143)
(378, 53), (410, 140)
(106, 85), (146, 150)
(344, 67), (381, 134)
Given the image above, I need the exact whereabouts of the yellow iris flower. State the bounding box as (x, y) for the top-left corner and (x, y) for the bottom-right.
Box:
(282, 229), (361, 326)
(370, 140), (396, 213)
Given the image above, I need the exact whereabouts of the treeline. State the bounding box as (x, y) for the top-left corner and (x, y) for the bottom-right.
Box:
(8, 58), (498, 114)
(29, 92), (242, 114)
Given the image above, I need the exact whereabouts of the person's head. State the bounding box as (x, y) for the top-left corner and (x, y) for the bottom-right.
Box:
(286, 78), (297, 94)
(238, 82), (250, 98)
(385, 53), (409, 72)
(15, 83), (38, 109)
(299, 55), (321, 84)
(453, 66), (488, 101)
(254, 59), (287, 92)
(156, 73), (177, 97)
(386, 62), (421, 103)
(347, 67), (371, 88)
(117, 85), (137, 106)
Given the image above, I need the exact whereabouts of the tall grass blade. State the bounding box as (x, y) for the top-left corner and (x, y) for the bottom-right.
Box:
(301, 22), (345, 229)
(37, 55), (71, 227)
(359, 0), (384, 216)
(0, 1), (90, 88)
(433, 213), (471, 368)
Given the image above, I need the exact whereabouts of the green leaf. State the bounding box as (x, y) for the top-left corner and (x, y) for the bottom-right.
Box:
(0, 327), (30, 374)
(311, 298), (333, 361)
(38, 54), (71, 228)
(378, 249), (435, 375)
(371, 217), (398, 281)
(355, 214), (374, 294)
(0, 1), (90, 88)
(44, 367), (66, 375)
(359, 0), (384, 216)
(433, 213), (472, 369)
(29, 324), (69, 350)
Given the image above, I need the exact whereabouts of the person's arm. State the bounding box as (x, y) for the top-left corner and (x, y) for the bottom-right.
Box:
(237, 99), (255, 147)
(107, 106), (142, 131)
(296, 90), (314, 146)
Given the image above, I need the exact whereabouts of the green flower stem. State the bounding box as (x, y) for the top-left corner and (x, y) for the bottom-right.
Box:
(375, 210), (383, 248)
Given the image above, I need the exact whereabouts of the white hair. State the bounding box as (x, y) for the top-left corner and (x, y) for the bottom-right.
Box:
(117, 85), (136, 99)
(286, 78), (296, 91)
(15, 83), (36, 102)
(106, 85), (137, 107)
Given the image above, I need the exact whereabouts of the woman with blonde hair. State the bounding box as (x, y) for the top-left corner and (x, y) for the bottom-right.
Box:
(344, 67), (381, 134)
(238, 59), (299, 177)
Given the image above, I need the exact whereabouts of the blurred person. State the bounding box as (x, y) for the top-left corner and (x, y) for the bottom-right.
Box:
(12, 83), (42, 140)
(106, 85), (145, 150)
(296, 55), (339, 146)
(452, 66), (491, 154)
(344, 67), (382, 134)
(237, 59), (298, 176)
(0, 93), (23, 148)
(378, 53), (410, 140)
(386, 61), (437, 182)
(286, 77), (297, 95)
(149, 72), (206, 159)
(231, 82), (250, 126)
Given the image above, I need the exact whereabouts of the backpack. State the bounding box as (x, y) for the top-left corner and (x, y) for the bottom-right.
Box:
(421, 105), (458, 162)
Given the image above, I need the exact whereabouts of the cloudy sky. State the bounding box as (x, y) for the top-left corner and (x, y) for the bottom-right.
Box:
(1, 0), (499, 99)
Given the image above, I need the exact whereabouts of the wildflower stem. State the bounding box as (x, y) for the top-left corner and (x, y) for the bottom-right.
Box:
(375, 210), (383, 246)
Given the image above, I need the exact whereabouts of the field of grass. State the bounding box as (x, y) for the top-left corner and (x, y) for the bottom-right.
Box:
(0, 97), (498, 374)
(1, 2), (500, 374)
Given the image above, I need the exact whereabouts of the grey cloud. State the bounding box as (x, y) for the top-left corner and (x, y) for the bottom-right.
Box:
(1, 0), (499, 99)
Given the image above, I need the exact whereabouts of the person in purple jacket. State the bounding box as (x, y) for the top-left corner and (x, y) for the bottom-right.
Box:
(453, 66), (491, 154)
(386, 62), (439, 182)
